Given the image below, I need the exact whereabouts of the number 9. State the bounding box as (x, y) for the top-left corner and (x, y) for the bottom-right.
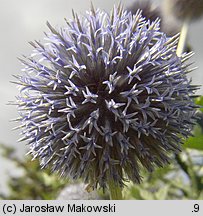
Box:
(194, 204), (199, 212)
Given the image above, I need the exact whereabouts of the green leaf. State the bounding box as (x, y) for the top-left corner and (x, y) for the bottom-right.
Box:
(154, 186), (169, 200)
(130, 186), (143, 200)
(195, 96), (203, 112)
(184, 135), (203, 150)
(139, 189), (155, 200)
(184, 124), (203, 150)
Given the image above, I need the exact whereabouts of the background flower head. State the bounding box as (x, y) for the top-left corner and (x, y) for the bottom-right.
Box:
(165, 0), (203, 21)
(126, 0), (161, 23)
(127, 0), (178, 36)
(15, 5), (198, 189)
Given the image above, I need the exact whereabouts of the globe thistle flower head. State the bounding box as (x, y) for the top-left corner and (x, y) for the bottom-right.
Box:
(15, 5), (199, 189)
(167, 0), (203, 21)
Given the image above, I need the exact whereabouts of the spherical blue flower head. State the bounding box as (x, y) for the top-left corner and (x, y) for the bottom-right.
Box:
(15, 5), (198, 189)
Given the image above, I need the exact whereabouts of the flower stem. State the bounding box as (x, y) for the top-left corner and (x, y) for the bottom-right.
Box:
(108, 179), (123, 200)
(176, 19), (189, 56)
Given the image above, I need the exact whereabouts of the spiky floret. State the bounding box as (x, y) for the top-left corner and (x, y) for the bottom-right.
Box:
(14, 5), (198, 189)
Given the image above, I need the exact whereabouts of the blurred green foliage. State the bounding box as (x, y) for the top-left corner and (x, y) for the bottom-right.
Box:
(184, 96), (203, 150)
(196, 96), (203, 112)
(123, 151), (203, 199)
(0, 144), (68, 200)
(0, 96), (203, 200)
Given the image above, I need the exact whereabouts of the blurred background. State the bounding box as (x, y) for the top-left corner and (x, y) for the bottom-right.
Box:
(0, 0), (202, 198)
